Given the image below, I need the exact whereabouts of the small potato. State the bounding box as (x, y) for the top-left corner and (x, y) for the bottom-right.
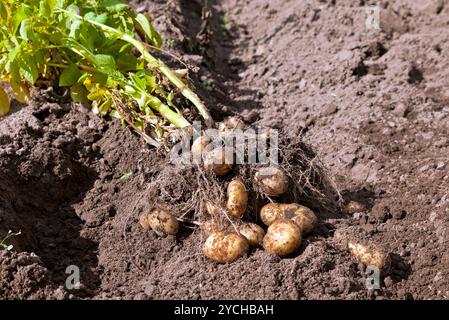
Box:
(239, 223), (265, 247)
(204, 147), (233, 176)
(290, 205), (318, 235)
(263, 219), (302, 257)
(347, 241), (389, 270)
(254, 167), (289, 196)
(218, 116), (245, 132)
(226, 179), (248, 218)
(191, 136), (210, 160)
(147, 208), (179, 235)
(203, 231), (249, 263)
(139, 213), (150, 230)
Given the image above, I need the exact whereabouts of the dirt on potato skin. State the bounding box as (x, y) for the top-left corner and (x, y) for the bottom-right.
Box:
(1, 0), (449, 300)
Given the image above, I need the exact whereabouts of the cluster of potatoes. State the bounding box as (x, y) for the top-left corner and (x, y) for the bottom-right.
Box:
(139, 117), (318, 263)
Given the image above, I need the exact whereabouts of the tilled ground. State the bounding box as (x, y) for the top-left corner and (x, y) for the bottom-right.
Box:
(0, 0), (448, 299)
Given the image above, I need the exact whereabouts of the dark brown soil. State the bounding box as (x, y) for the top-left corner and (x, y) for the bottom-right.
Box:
(1, 0), (448, 300)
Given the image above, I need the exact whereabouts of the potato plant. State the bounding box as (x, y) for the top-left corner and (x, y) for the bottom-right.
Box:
(0, 0), (212, 146)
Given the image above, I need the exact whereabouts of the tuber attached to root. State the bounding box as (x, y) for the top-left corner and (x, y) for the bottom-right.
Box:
(239, 223), (265, 247)
(254, 167), (289, 196)
(226, 179), (248, 219)
(204, 200), (222, 217)
(204, 147), (233, 176)
(263, 218), (302, 257)
(203, 231), (249, 263)
(145, 208), (180, 236)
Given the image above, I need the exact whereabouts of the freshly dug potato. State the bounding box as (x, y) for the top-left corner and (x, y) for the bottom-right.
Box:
(203, 231), (249, 263)
(259, 203), (300, 226)
(239, 223), (265, 247)
(254, 167), (289, 196)
(226, 179), (248, 218)
(139, 213), (150, 230)
(263, 219), (302, 257)
(204, 147), (233, 176)
(347, 241), (389, 270)
(218, 116), (245, 132)
(147, 208), (179, 235)
(290, 205), (318, 235)
(191, 136), (210, 160)
(0, 87), (10, 116)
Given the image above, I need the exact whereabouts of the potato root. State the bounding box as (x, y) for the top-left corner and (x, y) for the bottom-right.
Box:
(204, 147), (233, 176)
(254, 167), (289, 196)
(239, 223), (265, 247)
(226, 179), (248, 218)
(203, 231), (249, 263)
(147, 208), (179, 235)
(204, 200), (221, 216)
(263, 219), (302, 257)
(202, 220), (219, 236)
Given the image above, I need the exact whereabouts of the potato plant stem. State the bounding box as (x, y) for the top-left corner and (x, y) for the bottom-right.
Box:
(82, 17), (213, 127)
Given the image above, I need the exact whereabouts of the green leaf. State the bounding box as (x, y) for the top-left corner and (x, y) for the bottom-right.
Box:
(134, 14), (162, 48)
(11, 7), (31, 35)
(70, 83), (89, 103)
(103, 0), (128, 12)
(94, 54), (117, 75)
(19, 54), (39, 84)
(59, 64), (81, 86)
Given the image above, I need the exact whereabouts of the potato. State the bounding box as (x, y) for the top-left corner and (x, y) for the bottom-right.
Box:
(0, 87), (10, 116)
(260, 203), (317, 234)
(147, 208), (179, 235)
(203, 231), (249, 263)
(204, 147), (233, 176)
(139, 213), (150, 230)
(290, 205), (318, 235)
(259, 203), (286, 226)
(347, 241), (389, 270)
(254, 167), (289, 196)
(239, 223), (265, 247)
(226, 179), (248, 218)
(191, 136), (210, 160)
(263, 219), (302, 257)
(218, 116), (245, 132)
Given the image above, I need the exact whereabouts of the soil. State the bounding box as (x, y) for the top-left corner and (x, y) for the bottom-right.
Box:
(1, 0), (448, 300)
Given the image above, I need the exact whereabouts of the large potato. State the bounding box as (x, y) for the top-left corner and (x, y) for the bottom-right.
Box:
(290, 205), (318, 235)
(259, 203), (286, 226)
(204, 147), (233, 176)
(226, 179), (248, 218)
(263, 219), (302, 257)
(203, 231), (249, 263)
(239, 223), (265, 247)
(147, 208), (179, 235)
(254, 167), (289, 196)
